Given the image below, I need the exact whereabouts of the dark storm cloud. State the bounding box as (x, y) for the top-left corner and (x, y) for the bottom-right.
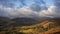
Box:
(30, 0), (47, 11)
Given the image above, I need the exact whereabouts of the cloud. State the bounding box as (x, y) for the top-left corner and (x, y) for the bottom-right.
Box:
(30, 3), (41, 11)
(30, 0), (47, 11)
(0, 0), (60, 18)
(34, 0), (45, 4)
(39, 6), (56, 16)
(15, 7), (38, 17)
(0, 5), (60, 18)
(54, 0), (60, 7)
(0, 0), (16, 9)
(0, 5), (38, 18)
(0, 5), (15, 17)
(19, 0), (26, 6)
(0, 0), (47, 10)
(39, 6), (60, 17)
(54, 0), (60, 13)
(0, 0), (27, 8)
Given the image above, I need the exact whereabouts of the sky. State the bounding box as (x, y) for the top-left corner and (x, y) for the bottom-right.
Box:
(0, 0), (60, 18)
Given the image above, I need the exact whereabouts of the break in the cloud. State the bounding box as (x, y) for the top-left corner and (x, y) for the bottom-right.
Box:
(0, 0), (60, 18)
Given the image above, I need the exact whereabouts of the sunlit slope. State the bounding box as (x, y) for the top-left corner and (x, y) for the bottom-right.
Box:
(17, 19), (60, 34)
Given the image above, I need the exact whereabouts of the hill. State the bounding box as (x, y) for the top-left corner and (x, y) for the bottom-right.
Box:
(15, 18), (60, 34)
(0, 17), (60, 34)
(11, 17), (39, 26)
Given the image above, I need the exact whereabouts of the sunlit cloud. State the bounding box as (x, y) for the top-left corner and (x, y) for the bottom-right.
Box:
(39, 6), (60, 17)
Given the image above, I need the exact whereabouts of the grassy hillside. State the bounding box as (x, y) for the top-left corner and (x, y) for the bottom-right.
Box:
(0, 18), (60, 34)
(17, 20), (60, 34)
